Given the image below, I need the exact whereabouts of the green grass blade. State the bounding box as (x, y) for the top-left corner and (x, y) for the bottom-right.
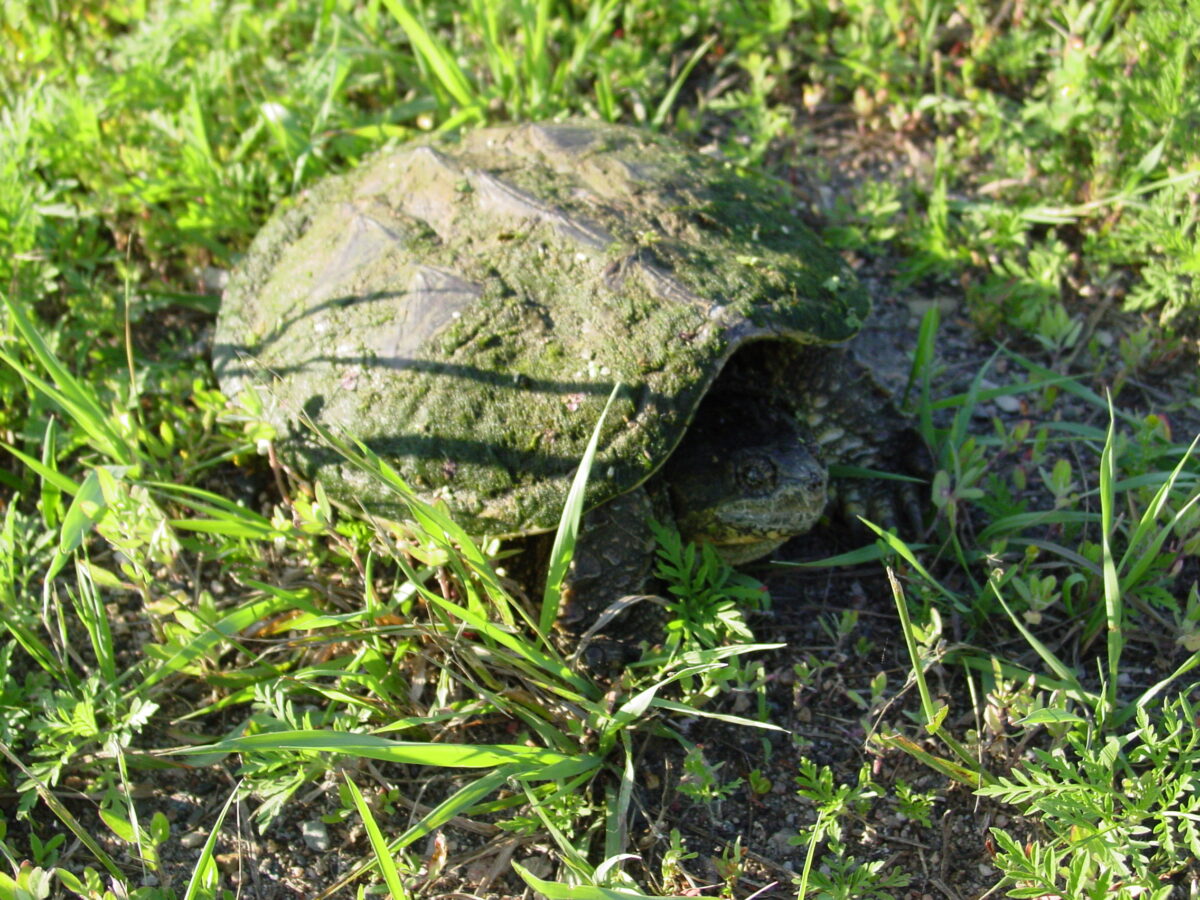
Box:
(57, 467), (117, 557)
(862, 522), (966, 610)
(471, 0), (514, 97)
(74, 555), (116, 684)
(181, 785), (238, 900)
(605, 663), (722, 732)
(45, 467), (112, 585)
(1098, 396), (1122, 717)
(204, 729), (583, 772)
(594, 58), (617, 121)
(151, 481), (282, 540)
(1004, 537), (1102, 574)
(381, 0), (483, 117)
(1130, 648), (1200, 718)
(888, 566), (1006, 783)
(141, 592), (299, 689)
(887, 569), (938, 725)
(520, 783), (596, 879)
(295, 414), (526, 625)
(649, 697), (787, 730)
(988, 575), (1091, 705)
(871, 731), (985, 787)
(978, 510), (1099, 542)
(391, 548), (590, 697)
(394, 765), (519, 846)
(0, 741), (124, 880)
(564, 0), (621, 91)
(1017, 166), (1200, 224)
(525, 0), (554, 112)
(167, 517), (279, 538)
(1000, 348), (1142, 427)
(39, 417), (62, 528)
(651, 36), (715, 128)
(957, 656), (1084, 696)
(773, 541), (924, 567)
(0, 293), (137, 465)
(0, 506), (66, 678)
(541, 383), (622, 635)
(906, 303), (939, 415)
(1116, 434), (1200, 593)
(0, 610), (63, 679)
(344, 775), (411, 899)
(606, 731), (635, 862)
(512, 859), (695, 899)
(0, 440), (80, 497)
(947, 347), (991, 450)
(315, 766), (523, 900)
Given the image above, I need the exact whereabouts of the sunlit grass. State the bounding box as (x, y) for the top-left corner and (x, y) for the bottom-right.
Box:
(1, 0), (1199, 896)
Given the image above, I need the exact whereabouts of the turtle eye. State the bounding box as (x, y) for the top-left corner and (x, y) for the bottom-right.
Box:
(735, 457), (777, 491)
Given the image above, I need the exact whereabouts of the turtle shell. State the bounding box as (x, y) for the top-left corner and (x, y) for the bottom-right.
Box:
(213, 121), (868, 536)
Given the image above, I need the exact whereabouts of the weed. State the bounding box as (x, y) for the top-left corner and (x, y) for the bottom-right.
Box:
(791, 758), (913, 899)
(677, 745), (743, 812)
(653, 522), (769, 652)
(877, 375), (1200, 894)
(892, 779), (936, 828)
(981, 695), (1200, 897)
(797, 848), (912, 900)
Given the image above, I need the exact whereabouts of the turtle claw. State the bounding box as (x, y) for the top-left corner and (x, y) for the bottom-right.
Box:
(832, 427), (930, 537)
(556, 591), (665, 676)
(576, 626), (648, 675)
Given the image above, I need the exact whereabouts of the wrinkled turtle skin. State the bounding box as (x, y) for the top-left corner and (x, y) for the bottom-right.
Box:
(215, 121), (920, 657)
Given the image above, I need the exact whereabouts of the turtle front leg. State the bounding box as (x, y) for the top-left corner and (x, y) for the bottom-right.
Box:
(791, 346), (928, 531)
(555, 486), (660, 668)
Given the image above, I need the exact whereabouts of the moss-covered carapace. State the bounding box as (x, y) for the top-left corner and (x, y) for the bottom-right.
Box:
(213, 121), (869, 536)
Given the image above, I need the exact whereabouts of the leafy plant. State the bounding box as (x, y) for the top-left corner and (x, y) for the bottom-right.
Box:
(676, 745), (742, 810)
(791, 758), (912, 900)
(981, 695), (1200, 898)
(652, 521), (769, 652)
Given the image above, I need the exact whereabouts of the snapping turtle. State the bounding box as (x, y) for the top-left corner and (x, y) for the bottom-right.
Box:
(214, 120), (915, 636)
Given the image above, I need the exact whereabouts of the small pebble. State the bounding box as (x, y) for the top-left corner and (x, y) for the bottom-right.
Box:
(198, 266), (228, 293)
(180, 830), (207, 849)
(301, 819), (331, 852)
(767, 828), (795, 854)
(994, 393), (1022, 414)
(521, 855), (553, 880)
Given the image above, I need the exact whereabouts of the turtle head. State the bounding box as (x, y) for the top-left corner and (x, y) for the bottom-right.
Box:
(663, 396), (827, 565)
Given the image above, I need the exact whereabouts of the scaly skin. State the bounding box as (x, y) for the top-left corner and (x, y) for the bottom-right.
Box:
(664, 395), (827, 561)
(707, 341), (923, 529)
(556, 341), (923, 663)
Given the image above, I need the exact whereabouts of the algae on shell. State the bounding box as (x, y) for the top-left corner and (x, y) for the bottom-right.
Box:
(213, 121), (868, 536)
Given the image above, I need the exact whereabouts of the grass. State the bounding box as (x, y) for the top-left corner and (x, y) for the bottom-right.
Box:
(1, 0), (1199, 897)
